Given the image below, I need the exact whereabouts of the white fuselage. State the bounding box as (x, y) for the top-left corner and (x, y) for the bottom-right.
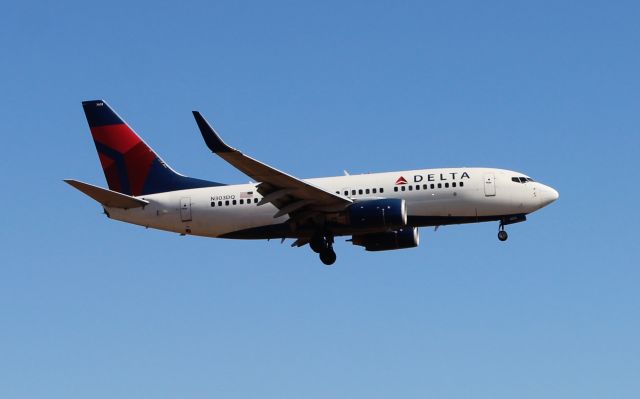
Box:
(104, 167), (558, 239)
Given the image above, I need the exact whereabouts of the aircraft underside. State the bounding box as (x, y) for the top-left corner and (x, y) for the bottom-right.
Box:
(218, 213), (525, 240)
(209, 213), (525, 265)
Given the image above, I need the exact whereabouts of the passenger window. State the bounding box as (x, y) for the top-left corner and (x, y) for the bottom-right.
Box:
(415, 185), (420, 190)
(344, 191), (348, 196)
(437, 183), (442, 189)
(211, 202), (215, 207)
(352, 190), (356, 195)
(359, 189), (363, 195)
(452, 182), (456, 188)
(239, 199), (244, 204)
(254, 198), (259, 204)
(459, 182), (464, 187)
(445, 183), (449, 188)
(408, 185), (413, 191)
(394, 187), (398, 192)
(380, 188), (384, 193)
(366, 189), (370, 194)
(401, 186), (406, 191)
(430, 184), (435, 189)
(218, 201), (222, 206)
(423, 184), (428, 189)
(372, 188), (377, 194)
(232, 200), (237, 205)
(225, 200), (229, 206)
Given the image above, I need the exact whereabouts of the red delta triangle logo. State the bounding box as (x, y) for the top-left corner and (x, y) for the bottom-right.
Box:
(395, 176), (408, 185)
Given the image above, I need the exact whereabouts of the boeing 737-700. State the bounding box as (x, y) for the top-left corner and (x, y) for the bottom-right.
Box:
(66, 100), (559, 265)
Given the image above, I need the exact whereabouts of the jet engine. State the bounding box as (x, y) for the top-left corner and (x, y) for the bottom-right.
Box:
(351, 227), (419, 251)
(346, 198), (407, 229)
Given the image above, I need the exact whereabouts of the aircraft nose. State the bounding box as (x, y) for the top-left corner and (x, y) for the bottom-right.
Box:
(540, 185), (559, 207)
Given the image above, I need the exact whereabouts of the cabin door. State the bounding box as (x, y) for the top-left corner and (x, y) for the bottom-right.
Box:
(484, 174), (496, 196)
(180, 197), (192, 222)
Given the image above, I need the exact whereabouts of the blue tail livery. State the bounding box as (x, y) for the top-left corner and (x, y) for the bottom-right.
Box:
(82, 100), (224, 196)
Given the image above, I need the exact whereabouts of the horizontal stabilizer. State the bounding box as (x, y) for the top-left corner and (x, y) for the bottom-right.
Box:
(64, 179), (149, 209)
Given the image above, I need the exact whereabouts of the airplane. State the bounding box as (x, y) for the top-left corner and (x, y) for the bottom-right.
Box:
(66, 100), (559, 265)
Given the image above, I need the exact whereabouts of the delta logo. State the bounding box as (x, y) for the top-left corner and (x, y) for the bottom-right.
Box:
(395, 176), (408, 185)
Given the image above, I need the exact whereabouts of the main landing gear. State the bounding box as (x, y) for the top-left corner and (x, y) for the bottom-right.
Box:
(498, 222), (508, 242)
(310, 233), (336, 266)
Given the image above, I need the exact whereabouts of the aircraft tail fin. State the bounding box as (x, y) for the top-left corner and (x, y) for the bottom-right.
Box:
(81, 100), (223, 196)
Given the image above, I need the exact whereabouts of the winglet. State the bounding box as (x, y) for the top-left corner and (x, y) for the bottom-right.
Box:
(192, 111), (235, 153)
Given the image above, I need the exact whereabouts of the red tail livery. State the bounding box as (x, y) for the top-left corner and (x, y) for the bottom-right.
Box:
(82, 100), (222, 196)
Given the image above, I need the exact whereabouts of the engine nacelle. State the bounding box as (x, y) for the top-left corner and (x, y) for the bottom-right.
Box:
(347, 199), (407, 229)
(351, 227), (420, 251)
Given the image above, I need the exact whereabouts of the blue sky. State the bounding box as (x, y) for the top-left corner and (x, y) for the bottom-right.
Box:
(1, 1), (639, 398)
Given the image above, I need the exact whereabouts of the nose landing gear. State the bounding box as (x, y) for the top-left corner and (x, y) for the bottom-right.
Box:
(496, 214), (528, 242)
(310, 233), (337, 266)
(497, 220), (509, 241)
(496, 214), (527, 242)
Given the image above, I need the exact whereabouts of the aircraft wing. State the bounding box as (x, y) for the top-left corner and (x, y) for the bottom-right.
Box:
(192, 112), (352, 217)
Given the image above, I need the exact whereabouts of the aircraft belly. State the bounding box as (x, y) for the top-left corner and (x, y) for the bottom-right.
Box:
(190, 205), (287, 237)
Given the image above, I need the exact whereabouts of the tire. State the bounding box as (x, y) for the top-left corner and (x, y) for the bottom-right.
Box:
(319, 248), (337, 266)
(310, 239), (324, 254)
(498, 230), (508, 241)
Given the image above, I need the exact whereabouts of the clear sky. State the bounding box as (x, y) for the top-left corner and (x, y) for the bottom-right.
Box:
(1, 1), (638, 398)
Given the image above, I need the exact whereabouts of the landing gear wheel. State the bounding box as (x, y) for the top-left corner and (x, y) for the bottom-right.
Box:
(498, 230), (508, 241)
(309, 239), (324, 254)
(319, 248), (337, 266)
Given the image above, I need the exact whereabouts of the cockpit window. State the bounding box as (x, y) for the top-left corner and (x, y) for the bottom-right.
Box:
(512, 176), (534, 183)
